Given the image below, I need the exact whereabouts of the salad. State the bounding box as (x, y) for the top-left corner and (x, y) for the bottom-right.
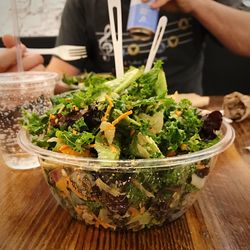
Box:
(22, 61), (223, 231)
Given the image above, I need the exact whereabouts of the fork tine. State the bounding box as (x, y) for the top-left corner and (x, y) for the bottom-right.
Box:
(69, 46), (86, 50)
(68, 54), (87, 59)
(26, 45), (87, 61)
(69, 50), (87, 55)
(68, 49), (86, 54)
(69, 47), (86, 52)
(68, 50), (86, 55)
(63, 55), (86, 61)
(67, 53), (87, 59)
(68, 51), (87, 57)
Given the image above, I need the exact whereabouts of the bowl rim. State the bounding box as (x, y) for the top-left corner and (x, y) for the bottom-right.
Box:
(17, 120), (235, 171)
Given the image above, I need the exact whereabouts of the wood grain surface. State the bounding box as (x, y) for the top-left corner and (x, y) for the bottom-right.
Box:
(0, 96), (249, 250)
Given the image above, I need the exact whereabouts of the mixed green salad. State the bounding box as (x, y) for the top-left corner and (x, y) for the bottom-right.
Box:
(22, 60), (223, 231)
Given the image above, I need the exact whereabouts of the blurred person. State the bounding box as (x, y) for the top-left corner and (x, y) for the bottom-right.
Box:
(0, 34), (44, 73)
(2, 1), (250, 93)
(146, 0), (250, 56)
(45, 0), (250, 95)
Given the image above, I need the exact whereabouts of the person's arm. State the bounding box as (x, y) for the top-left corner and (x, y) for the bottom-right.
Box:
(46, 57), (80, 75)
(46, 0), (89, 76)
(144, 0), (250, 57)
(186, 0), (250, 57)
(1, 34), (45, 72)
(47, 57), (80, 94)
(0, 46), (24, 72)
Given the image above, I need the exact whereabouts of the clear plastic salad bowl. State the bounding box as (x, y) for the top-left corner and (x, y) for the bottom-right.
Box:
(18, 120), (234, 231)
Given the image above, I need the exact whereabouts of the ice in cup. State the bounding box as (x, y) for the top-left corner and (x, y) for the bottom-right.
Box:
(0, 71), (58, 169)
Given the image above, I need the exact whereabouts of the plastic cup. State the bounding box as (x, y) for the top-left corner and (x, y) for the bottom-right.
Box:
(0, 71), (58, 170)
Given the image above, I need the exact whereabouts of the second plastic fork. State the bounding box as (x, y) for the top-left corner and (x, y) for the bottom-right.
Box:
(145, 16), (168, 73)
(108, 0), (124, 78)
(27, 45), (87, 61)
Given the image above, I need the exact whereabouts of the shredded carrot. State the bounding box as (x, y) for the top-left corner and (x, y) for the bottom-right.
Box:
(94, 215), (116, 230)
(56, 175), (87, 200)
(128, 207), (140, 217)
(196, 161), (206, 169)
(47, 114), (56, 132)
(112, 110), (133, 126)
(55, 177), (70, 197)
(49, 114), (56, 120)
(110, 144), (118, 153)
(166, 150), (176, 157)
(102, 95), (113, 121)
(86, 144), (96, 148)
(72, 105), (79, 111)
(56, 176), (87, 200)
(175, 110), (182, 117)
(180, 143), (188, 151)
(67, 180), (87, 199)
(58, 145), (91, 157)
(140, 206), (145, 214)
(74, 206), (83, 216)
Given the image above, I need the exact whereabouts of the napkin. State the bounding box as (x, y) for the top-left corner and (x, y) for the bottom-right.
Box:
(170, 92), (210, 108)
(223, 91), (250, 122)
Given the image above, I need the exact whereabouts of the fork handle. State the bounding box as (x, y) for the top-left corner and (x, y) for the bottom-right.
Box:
(108, 0), (124, 78)
(145, 16), (168, 73)
(27, 48), (57, 55)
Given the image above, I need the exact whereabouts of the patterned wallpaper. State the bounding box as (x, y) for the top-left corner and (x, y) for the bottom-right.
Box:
(0, 0), (66, 37)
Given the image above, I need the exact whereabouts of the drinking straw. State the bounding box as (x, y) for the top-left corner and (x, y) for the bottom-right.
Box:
(11, 0), (24, 72)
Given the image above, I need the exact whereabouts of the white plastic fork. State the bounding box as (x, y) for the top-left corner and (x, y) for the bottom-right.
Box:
(145, 16), (168, 73)
(27, 45), (87, 61)
(107, 0), (124, 77)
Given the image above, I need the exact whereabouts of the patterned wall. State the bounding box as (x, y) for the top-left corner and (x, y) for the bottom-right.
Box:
(0, 0), (66, 37)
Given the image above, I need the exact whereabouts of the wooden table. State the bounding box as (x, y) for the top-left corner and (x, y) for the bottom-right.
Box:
(0, 96), (250, 250)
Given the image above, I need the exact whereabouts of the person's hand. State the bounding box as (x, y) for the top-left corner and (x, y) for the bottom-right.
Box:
(142, 0), (169, 8)
(142, 0), (199, 13)
(0, 43), (25, 73)
(1, 34), (45, 72)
